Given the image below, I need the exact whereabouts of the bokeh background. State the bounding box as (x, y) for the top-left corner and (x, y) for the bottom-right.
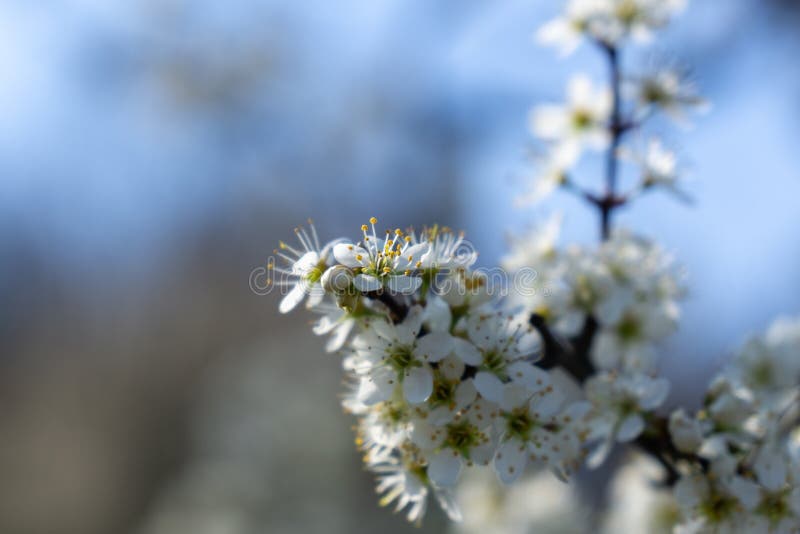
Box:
(1, 1), (799, 533)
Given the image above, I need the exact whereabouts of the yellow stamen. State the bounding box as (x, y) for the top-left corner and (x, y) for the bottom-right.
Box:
(369, 216), (378, 224)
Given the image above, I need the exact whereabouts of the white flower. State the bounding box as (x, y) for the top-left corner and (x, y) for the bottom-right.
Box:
(629, 68), (707, 123)
(410, 403), (497, 487)
(370, 450), (455, 526)
(537, 0), (686, 54)
(537, 0), (611, 56)
(669, 409), (705, 454)
(434, 269), (493, 311)
(606, 0), (687, 44)
(674, 461), (761, 533)
(311, 300), (357, 352)
(270, 221), (342, 313)
(530, 75), (611, 154)
(333, 217), (429, 293)
(591, 299), (677, 371)
(620, 138), (692, 203)
(748, 441), (800, 533)
(491, 372), (565, 483)
(515, 144), (579, 207)
(727, 318), (800, 411)
(584, 371), (670, 467)
(351, 306), (454, 405)
(409, 225), (478, 271)
(502, 213), (563, 273)
(465, 311), (542, 402)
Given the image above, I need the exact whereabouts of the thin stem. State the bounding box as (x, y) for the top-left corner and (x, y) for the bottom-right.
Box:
(601, 44), (625, 241)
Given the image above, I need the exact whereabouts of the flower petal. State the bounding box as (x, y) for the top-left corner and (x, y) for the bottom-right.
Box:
(353, 274), (382, 292)
(279, 283), (306, 314)
(617, 414), (645, 442)
(358, 369), (395, 405)
(427, 450), (462, 487)
(474, 371), (504, 404)
(333, 243), (368, 268)
(293, 251), (320, 274)
(414, 332), (454, 363)
(403, 366), (433, 404)
(640, 378), (670, 410)
(507, 362), (551, 392)
(452, 338), (482, 366)
(494, 439), (528, 484)
(386, 275), (422, 294)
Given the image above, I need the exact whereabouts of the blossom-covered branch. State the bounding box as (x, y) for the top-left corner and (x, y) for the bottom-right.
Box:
(265, 0), (798, 530)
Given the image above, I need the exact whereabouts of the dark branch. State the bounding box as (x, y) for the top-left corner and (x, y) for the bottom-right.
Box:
(530, 313), (597, 383)
(365, 290), (409, 323)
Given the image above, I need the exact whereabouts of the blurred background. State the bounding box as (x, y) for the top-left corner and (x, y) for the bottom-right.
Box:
(1, 1), (799, 533)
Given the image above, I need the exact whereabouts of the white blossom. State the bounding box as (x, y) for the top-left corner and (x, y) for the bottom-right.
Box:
(333, 217), (428, 293)
(270, 222), (342, 313)
(530, 74), (611, 155)
(629, 67), (707, 123)
(584, 372), (670, 467)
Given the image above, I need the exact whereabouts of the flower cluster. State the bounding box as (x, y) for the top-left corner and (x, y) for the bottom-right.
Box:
(265, 0), (799, 529)
(538, 0), (688, 55)
(523, 1), (706, 211)
(666, 318), (800, 533)
(273, 218), (604, 523)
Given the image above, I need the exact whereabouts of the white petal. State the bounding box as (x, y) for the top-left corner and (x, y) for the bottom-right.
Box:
(439, 355), (465, 381)
(452, 338), (482, 366)
(728, 476), (760, 511)
(404, 366), (433, 404)
(617, 414), (645, 442)
(396, 306), (424, 344)
(591, 331), (621, 369)
(500, 383), (530, 412)
(279, 283), (306, 313)
(353, 274), (382, 292)
(305, 286), (325, 309)
(333, 243), (368, 268)
(640, 378), (670, 410)
(474, 372), (504, 404)
(789, 487), (800, 517)
(754, 446), (787, 492)
(395, 243), (430, 269)
(507, 362), (551, 392)
(568, 74), (593, 105)
(586, 437), (613, 469)
(427, 451), (462, 487)
(293, 251), (319, 274)
(386, 275), (422, 294)
(422, 296), (452, 333)
(494, 439), (528, 484)
(358, 370), (395, 405)
(469, 441), (496, 466)
(434, 488), (462, 522)
(325, 321), (353, 353)
(453, 380), (477, 410)
(530, 389), (563, 419)
(410, 420), (442, 450)
(414, 332), (454, 363)
(531, 105), (568, 140)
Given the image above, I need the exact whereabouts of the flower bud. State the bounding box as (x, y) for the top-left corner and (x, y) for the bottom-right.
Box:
(321, 265), (354, 294)
(668, 409), (703, 454)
